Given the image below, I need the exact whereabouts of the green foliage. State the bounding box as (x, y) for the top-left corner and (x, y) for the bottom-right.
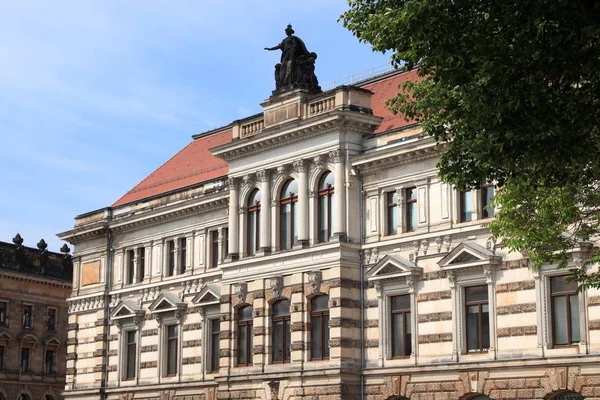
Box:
(341, 0), (600, 287)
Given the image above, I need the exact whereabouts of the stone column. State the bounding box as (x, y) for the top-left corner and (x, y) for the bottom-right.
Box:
(133, 249), (140, 283)
(330, 149), (347, 240)
(257, 170), (271, 254)
(227, 177), (239, 260)
(395, 188), (404, 233)
(294, 159), (309, 247)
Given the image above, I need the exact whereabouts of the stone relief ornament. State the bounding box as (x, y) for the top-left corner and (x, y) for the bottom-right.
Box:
(256, 169), (270, 183)
(292, 159), (308, 173)
(483, 265), (493, 283)
(413, 240), (421, 256)
(328, 148), (345, 163)
(307, 271), (322, 294)
(443, 235), (452, 252)
(233, 282), (248, 304)
(269, 276), (283, 298)
(447, 271), (456, 288)
(374, 281), (383, 295)
(243, 174), (256, 189)
(312, 154), (328, 170)
(406, 276), (415, 293)
(420, 239), (429, 255)
(371, 248), (379, 264)
(435, 237), (443, 253)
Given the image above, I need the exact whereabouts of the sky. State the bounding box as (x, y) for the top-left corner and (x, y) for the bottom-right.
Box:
(0, 1), (390, 252)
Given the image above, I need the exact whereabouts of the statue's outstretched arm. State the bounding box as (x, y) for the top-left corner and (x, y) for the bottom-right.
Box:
(264, 44), (281, 51)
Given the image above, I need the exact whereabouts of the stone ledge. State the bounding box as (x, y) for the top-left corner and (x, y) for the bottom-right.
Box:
(418, 311), (452, 323)
(496, 280), (535, 293)
(417, 291), (451, 302)
(498, 325), (537, 337)
(497, 303), (536, 315)
(418, 333), (452, 343)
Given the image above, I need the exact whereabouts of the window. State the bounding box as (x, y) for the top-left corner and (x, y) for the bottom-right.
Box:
(318, 171), (335, 242)
(47, 308), (56, 331)
(138, 247), (146, 281)
(127, 249), (135, 284)
(167, 240), (175, 276)
(237, 306), (253, 366)
(310, 295), (330, 360)
(166, 325), (178, 376)
(405, 187), (417, 232)
(272, 300), (291, 363)
(210, 319), (220, 372)
(223, 228), (229, 260)
(481, 184), (495, 218)
(0, 345), (4, 370)
(21, 347), (30, 372)
(179, 238), (187, 273)
(125, 331), (136, 380)
(387, 192), (399, 235)
(551, 275), (580, 347)
(460, 190), (473, 222)
(45, 349), (55, 374)
(46, 396), (55, 400)
(247, 190), (261, 256)
(391, 295), (412, 358)
(465, 285), (490, 353)
(0, 302), (7, 326)
(22, 305), (32, 328)
(210, 231), (219, 268)
(280, 180), (299, 250)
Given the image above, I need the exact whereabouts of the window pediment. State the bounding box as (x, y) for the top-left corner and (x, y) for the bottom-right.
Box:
(0, 329), (13, 341)
(149, 293), (186, 315)
(110, 300), (145, 321)
(438, 241), (501, 272)
(42, 335), (60, 346)
(17, 332), (38, 343)
(191, 285), (220, 307)
(367, 254), (422, 283)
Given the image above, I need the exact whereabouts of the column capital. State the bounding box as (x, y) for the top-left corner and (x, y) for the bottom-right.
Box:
(312, 154), (328, 170)
(227, 177), (240, 190)
(243, 174), (256, 188)
(256, 169), (271, 183)
(328, 148), (346, 163)
(293, 159), (308, 173)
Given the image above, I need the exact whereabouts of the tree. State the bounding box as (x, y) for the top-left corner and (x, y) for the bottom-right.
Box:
(341, 0), (600, 288)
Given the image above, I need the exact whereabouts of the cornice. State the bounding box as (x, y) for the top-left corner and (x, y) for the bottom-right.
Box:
(353, 140), (448, 174)
(0, 270), (72, 289)
(58, 224), (108, 245)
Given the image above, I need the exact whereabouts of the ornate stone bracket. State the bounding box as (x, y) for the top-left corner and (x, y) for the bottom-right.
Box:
(269, 276), (283, 299)
(233, 282), (248, 304)
(307, 271), (322, 294)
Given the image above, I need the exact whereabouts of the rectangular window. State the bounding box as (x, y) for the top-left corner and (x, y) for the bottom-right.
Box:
(125, 331), (136, 380)
(465, 285), (490, 352)
(387, 192), (399, 235)
(127, 249), (135, 284)
(0, 345), (4, 370)
(167, 240), (175, 276)
(391, 295), (412, 358)
(210, 319), (220, 372)
(23, 305), (32, 328)
(47, 308), (56, 331)
(166, 325), (178, 376)
(211, 231), (219, 268)
(481, 184), (495, 218)
(551, 275), (580, 347)
(405, 187), (418, 232)
(0, 302), (7, 326)
(45, 349), (55, 374)
(460, 190), (473, 222)
(21, 347), (30, 372)
(223, 228), (229, 260)
(179, 238), (187, 273)
(138, 247), (146, 281)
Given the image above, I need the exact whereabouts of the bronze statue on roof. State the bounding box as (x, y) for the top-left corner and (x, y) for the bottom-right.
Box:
(265, 24), (321, 95)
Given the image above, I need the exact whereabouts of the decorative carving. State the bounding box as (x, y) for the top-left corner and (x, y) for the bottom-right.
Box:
(243, 174), (256, 189)
(37, 239), (48, 252)
(307, 271), (322, 294)
(406, 277), (415, 293)
(256, 169), (270, 183)
(420, 240), (429, 255)
(364, 249), (372, 265)
(374, 281), (383, 296)
(312, 154), (327, 170)
(269, 276), (283, 298)
(413, 240), (421, 256)
(268, 380), (281, 400)
(447, 271), (456, 288)
(264, 24), (320, 95)
(233, 283), (248, 304)
(292, 159), (308, 174)
(435, 237), (443, 253)
(483, 265), (493, 283)
(60, 243), (70, 254)
(174, 311), (182, 324)
(371, 248), (379, 264)
(328, 149), (345, 163)
(12, 233), (23, 247)
(443, 235), (452, 252)
(276, 165), (290, 180)
(227, 177), (239, 190)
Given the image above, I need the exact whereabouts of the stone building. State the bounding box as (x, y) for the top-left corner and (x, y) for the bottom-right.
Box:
(0, 234), (73, 400)
(58, 43), (600, 400)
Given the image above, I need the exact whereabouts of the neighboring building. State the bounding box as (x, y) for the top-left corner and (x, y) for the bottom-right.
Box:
(58, 47), (600, 399)
(0, 234), (73, 400)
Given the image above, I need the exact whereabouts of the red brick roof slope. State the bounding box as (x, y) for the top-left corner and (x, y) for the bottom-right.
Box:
(361, 69), (420, 134)
(112, 129), (231, 207)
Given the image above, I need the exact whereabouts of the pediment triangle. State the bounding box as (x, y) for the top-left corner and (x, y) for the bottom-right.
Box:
(110, 300), (140, 319)
(0, 329), (13, 341)
(149, 293), (182, 311)
(192, 285), (221, 305)
(367, 254), (421, 278)
(438, 241), (494, 268)
(42, 335), (60, 345)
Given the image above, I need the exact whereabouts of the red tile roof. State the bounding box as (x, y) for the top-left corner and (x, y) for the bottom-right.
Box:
(112, 70), (419, 207)
(361, 69), (420, 134)
(112, 129), (231, 207)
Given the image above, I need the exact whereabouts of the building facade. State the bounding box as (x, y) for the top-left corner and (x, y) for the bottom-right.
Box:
(58, 68), (600, 400)
(0, 234), (73, 400)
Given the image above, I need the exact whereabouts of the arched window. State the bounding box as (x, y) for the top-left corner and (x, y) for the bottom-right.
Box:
(46, 396), (55, 400)
(237, 306), (253, 366)
(280, 180), (298, 250)
(310, 295), (330, 360)
(272, 300), (291, 363)
(546, 391), (585, 400)
(19, 395), (30, 400)
(247, 189), (261, 256)
(318, 171), (335, 242)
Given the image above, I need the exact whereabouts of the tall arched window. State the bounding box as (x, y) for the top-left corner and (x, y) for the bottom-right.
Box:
(310, 295), (330, 360)
(318, 171), (335, 242)
(247, 189), (261, 256)
(280, 180), (298, 250)
(271, 300), (291, 363)
(237, 306), (253, 366)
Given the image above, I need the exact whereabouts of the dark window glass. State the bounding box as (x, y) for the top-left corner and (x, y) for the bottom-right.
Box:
(272, 300), (291, 363)
(405, 187), (417, 232)
(237, 306), (253, 366)
(138, 247), (146, 281)
(223, 228), (229, 259)
(0, 302), (7, 326)
(460, 190), (473, 222)
(0, 345), (4, 370)
(127, 249), (135, 284)
(280, 180), (299, 250)
(179, 238), (187, 273)
(387, 192), (399, 235)
(168, 240), (175, 276)
(465, 285), (489, 352)
(391, 295), (411, 358)
(211, 231), (219, 268)
(247, 190), (261, 255)
(318, 172), (335, 242)
(311, 295), (330, 360)
(45, 349), (55, 374)
(481, 184), (495, 218)
(551, 275), (580, 346)
(23, 305), (32, 328)
(47, 308), (56, 331)
(166, 325), (178, 376)
(21, 347), (30, 372)
(46, 396), (55, 400)
(211, 319), (220, 372)
(125, 331), (136, 380)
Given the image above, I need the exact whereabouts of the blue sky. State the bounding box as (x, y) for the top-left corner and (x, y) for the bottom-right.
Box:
(0, 1), (390, 252)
